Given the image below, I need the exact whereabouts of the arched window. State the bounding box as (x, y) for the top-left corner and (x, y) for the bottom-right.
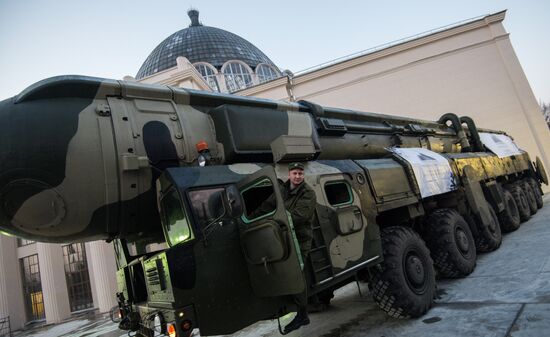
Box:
(194, 62), (220, 92)
(256, 63), (280, 83)
(222, 61), (253, 92)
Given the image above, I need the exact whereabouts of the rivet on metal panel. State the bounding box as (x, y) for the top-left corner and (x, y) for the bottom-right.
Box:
(170, 115), (178, 121)
(175, 133), (183, 139)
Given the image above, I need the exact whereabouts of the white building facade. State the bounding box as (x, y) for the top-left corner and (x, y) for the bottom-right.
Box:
(0, 237), (117, 330)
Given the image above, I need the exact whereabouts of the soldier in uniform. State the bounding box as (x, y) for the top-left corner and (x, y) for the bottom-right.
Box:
(249, 162), (317, 332)
(281, 162), (317, 333)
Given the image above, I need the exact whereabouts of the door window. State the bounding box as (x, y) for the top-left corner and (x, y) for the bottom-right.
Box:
(324, 181), (353, 206)
(240, 178), (277, 223)
(188, 187), (226, 228)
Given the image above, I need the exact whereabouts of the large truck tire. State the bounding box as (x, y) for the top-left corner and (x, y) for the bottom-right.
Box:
(425, 209), (476, 278)
(526, 178), (543, 209)
(519, 181), (538, 215)
(464, 204), (502, 253)
(370, 226), (435, 318)
(498, 189), (521, 233)
(504, 184), (531, 222)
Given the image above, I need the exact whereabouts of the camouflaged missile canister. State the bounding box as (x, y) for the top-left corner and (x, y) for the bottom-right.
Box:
(0, 75), (543, 245)
(0, 76), (218, 242)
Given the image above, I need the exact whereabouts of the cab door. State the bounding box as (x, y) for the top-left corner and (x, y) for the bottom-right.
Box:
(237, 166), (305, 297)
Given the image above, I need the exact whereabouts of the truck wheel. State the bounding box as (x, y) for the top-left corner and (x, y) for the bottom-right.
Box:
(519, 181), (538, 215)
(463, 204), (502, 253)
(504, 184), (531, 222)
(425, 209), (476, 278)
(498, 189), (521, 233)
(526, 178), (543, 209)
(370, 226), (435, 318)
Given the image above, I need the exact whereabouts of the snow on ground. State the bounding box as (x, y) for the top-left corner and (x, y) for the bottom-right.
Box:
(17, 319), (90, 337)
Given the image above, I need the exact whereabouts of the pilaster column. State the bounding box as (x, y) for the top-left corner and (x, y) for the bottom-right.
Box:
(36, 243), (70, 324)
(86, 241), (117, 313)
(0, 235), (25, 330)
(0, 235), (13, 318)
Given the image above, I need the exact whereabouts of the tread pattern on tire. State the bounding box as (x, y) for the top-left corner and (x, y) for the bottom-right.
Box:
(505, 183), (531, 222)
(519, 181), (538, 215)
(486, 205), (502, 250)
(425, 209), (476, 278)
(526, 178), (543, 209)
(464, 203), (502, 253)
(370, 226), (435, 319)
(498, 188), (521, 233)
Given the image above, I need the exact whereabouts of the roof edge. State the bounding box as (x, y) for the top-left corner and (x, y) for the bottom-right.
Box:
(293, 10), (507, 77)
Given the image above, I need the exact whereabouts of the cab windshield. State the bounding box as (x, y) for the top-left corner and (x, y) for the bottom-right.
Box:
(162, 188), (194, 246)
(187, 187), (226, 231)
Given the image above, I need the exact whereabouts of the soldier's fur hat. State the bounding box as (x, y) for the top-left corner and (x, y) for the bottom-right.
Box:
(288, 162), (305, 171)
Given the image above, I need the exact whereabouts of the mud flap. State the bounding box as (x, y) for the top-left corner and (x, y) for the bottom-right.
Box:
(483, 180), (505, 213)
(462, 166), (495, 231)
(535, 157), (548, 185)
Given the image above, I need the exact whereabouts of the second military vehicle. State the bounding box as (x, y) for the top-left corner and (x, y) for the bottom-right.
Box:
(0, 76), (546, 336)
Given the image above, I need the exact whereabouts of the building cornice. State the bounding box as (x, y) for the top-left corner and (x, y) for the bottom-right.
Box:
(154, 68), (211, 91)
(295, 11), (507, 84)
(237, 76), (287, 96)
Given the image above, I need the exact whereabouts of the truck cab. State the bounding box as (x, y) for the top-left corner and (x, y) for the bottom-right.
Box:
(117, 164), (310, 336)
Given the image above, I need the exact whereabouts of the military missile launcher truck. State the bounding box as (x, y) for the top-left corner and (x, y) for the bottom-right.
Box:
(0, 76), (547, 337)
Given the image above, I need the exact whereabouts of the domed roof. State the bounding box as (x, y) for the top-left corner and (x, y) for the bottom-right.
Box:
(136, 10), (279, 79)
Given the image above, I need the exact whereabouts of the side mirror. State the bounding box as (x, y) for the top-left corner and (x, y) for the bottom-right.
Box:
(225, 185), (243, 218)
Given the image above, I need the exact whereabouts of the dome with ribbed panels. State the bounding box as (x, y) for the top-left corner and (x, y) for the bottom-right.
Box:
(136, 10), (279, 80)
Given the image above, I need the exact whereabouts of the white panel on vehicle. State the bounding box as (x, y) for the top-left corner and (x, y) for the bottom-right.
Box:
(478, 132), (522, 158)
(391, 148), (456, 198)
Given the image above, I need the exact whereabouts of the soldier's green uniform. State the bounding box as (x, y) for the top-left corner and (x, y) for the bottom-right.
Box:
(281, 162), (317, 334)
(251, 162), (316, 333)
(280, 178), (316, 258)
(250, 165), (316, 259)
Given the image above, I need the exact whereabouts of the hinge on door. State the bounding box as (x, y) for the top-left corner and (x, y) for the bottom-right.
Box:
(96, 104), (111, 116)
(262, 257), (270, 275)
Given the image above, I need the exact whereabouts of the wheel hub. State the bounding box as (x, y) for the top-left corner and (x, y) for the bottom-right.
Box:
(455, 228), (470, 254)
(405, 254), (425, 287)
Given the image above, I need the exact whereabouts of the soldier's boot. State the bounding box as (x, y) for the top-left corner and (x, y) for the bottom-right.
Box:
(283, 307), (310, 334)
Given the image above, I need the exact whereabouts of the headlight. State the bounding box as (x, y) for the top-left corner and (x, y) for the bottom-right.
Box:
(198, 154), (206, 167)
(153, 313), (164, 334)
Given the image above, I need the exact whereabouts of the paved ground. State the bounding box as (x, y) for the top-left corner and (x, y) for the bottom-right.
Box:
(14, 194), (550, 337)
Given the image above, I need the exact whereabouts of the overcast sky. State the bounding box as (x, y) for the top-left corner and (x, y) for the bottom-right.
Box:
(0, 0), (548, 103)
